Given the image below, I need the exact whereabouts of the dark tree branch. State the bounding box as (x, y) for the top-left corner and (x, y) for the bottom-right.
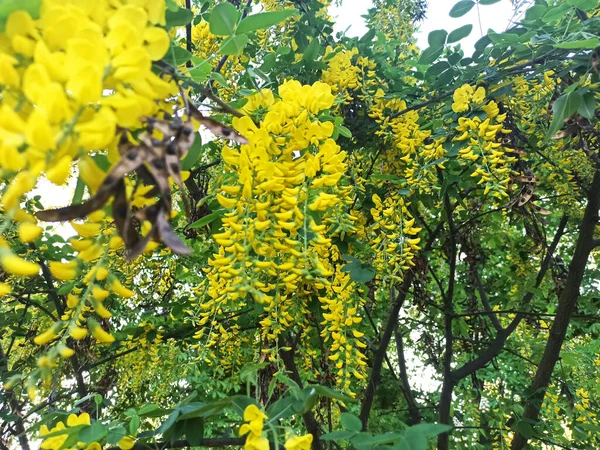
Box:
(359, 276), (414, 430)
(279, 346), (324, 450)
(472, 268), (502, 332)
(0, 344), (30, 450)
(394, 327), (421, 425)
(359, 217), (445, 429)
(511, 172), (600, 450)
(30, 243), (64, 316)
(14, 295), (57, 322)
(438, 190), (458, 450)
(450, 215), (569, 382)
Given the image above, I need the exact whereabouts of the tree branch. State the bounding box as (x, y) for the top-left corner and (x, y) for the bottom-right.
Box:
(394, 327), (421, 425)
(279, 346), (324, 450)
(438, 190), (458, 450)
(450, 215), (569, 382)
(359, 216), (445, 429)
(511, 172), (600, 450)
(472, 267), (502, 332)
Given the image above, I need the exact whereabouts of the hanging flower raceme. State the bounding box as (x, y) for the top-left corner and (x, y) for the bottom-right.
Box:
(450, 86), (514, 198)
(192, 80), (367, 391)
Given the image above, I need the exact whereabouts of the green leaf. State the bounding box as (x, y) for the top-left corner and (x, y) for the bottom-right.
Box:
(578, 93), (596, 120)
(447, 24), (473, 43)
(340, 413), (362, 432)
(313, 385), (357, 403)
(567, 0), (598, 11)
(525, 5), (547, 21)
(106, 426), (128, 445)
(138, 404), (168, 417)
(183, 418), (204, 446)
(209, 2), (240, 36)
(0, 0), (42, 30)
(515, 420), (533, 439)
(167, 44), (193, 66)
(71, 178), (85, 205)
(79, 422), (108, 443)
(210, 72), (229, 88)
(561, 351), (578, 367)
(165, 0), (179, 11)
(129, 415), (140, 435)
(479, 0), (501, 4)
(419, 46), (444, 65)
(220, 34), (249, 55)
(188, 210), (225, 230)
(577, 423), (600, 433)
(189, 63), (212, 83)
(302, 37), (321, 63)
(426, 61), (451, 78)
(542, 4), (570, 23)
(549, 91), (582, 137)
(58, 282), (75, 295)
(236, 9), (297, 34)
(350, 266), (375, 283)
(320, 430), (359, 441)
(180, 138), (203, 171)
(165, 7), (194, 28)
(427, 30), (448, 48)
(555, 38), (600, 49)
(397, 423), (453, 450)
(449, 1), (475, 18)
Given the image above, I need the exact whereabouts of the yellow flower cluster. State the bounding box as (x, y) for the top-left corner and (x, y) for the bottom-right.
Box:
(0, 0), (173, 193)
(452, 84), (486, 113)
(452, 87), (514, 197)
(368, 89), (438, 192)
(369, 193), (421, 282)
(321, 46), (378, 104)
(239, 405), (313, 450)
(0, 0), (175, 391)
(40, 413), (100, 450)
(192, 80), (368, 390)
(319, 258), (368, 391)
(240, 405), (269, 450)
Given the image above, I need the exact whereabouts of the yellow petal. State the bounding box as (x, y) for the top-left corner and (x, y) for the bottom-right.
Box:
(1, 254), (40, 277)
(18, 223), (42, 242)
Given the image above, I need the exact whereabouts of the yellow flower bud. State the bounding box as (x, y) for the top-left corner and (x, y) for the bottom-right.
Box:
(0, 282), (12, 296)
(34, 327), (57, 345)
(69, 326), (88, 340)
(46, 155), (72, 185)
(18, 223), (42, 242)
(1, 253), (40, 277)
(57, 344), (75, 358)
(109, 278), (134, 298)
(90, 322), (115, 344)
(118, 436), (135, 450)
(92, 287), (110, 301)
(67, 294), (79, 308)
(49, 260), (78, 281)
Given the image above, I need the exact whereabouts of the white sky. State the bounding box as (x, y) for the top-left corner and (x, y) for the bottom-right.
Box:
(329, 0), (522, 54)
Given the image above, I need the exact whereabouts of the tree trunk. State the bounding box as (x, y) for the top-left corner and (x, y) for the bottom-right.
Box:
(511, 171), (600, 450)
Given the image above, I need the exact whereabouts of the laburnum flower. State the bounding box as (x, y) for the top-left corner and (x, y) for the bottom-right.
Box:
(451, 83), (474, 113)
(118, 435), (135, 450)
(39, 413), (93, 450)
(240, 405), (269, 450)
(0, 282), (12, 296)
(0, 252), (40, 277)
(284, 434), (313, 450)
